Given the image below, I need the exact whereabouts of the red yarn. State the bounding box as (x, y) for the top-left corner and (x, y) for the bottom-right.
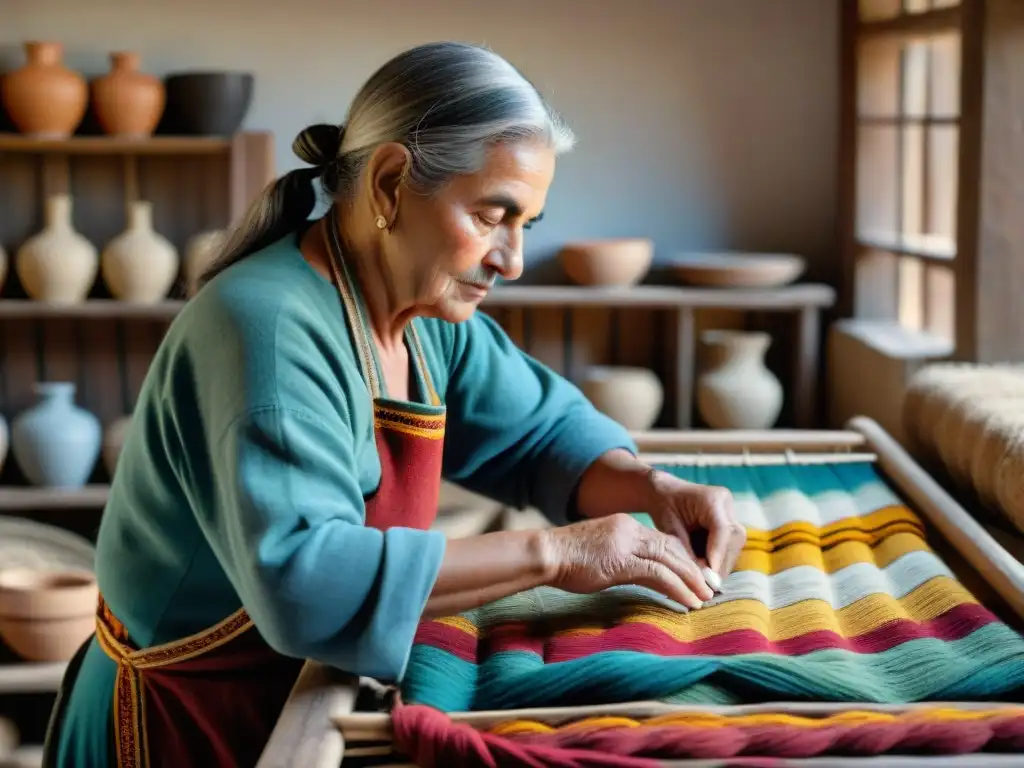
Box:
(389, 704), (1024, 766)
(390, 704), (661, 767)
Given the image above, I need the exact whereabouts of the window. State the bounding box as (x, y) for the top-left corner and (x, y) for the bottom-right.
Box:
(842, 0), (966, 347)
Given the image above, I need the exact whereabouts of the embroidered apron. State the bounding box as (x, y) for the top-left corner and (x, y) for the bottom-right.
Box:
(90, 218), (446, 768)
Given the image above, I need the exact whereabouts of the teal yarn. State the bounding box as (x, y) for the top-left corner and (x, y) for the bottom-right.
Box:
(403, 624), (1024, 712)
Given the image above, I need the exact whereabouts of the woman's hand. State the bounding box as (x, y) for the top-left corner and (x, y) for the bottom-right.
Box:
(541, 513), (715, 609)
(643, 469), (746, 582)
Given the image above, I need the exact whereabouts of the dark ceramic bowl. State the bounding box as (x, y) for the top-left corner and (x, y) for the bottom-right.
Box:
(163, 71), (254, 136)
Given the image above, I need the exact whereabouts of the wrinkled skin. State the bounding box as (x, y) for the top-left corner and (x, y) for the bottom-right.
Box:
(544, 471), (744, 610)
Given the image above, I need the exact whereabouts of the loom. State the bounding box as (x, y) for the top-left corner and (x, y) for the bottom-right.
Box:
(255, 418), (1024, 767)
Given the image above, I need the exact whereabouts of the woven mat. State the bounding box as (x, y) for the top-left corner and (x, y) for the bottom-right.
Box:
(402, 461), (1024, 713)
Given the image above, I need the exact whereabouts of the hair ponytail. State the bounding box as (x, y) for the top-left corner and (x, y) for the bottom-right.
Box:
(196, 124), (343, 289)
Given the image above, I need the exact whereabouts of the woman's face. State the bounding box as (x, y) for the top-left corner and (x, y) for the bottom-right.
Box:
(384, 139), (556, 323)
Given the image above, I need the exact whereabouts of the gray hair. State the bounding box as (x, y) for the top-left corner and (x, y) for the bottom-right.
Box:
(199, 41), (575, 288)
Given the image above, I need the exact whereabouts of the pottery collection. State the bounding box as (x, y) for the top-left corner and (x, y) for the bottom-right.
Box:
(10, 382), (101, 488)
(697, 330), (784, 429)
(91, 52), (165, 137)
(1, 42), (88, 137)
(101, 200), (180, 302)
(15, 195), (98, 303)
(1, 41), (253, 138)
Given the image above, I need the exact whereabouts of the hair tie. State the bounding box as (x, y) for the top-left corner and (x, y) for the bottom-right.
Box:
(292, 123), (345, 168)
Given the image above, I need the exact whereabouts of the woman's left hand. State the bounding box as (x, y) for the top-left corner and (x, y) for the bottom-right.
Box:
(642, 469), (746, 582)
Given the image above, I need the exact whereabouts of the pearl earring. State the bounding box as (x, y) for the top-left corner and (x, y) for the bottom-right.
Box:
(375, 215), (387, 230)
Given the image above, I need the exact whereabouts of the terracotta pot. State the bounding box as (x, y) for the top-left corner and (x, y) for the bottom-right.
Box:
(0, 242), (7, 291)
(101, 201), (179, 303)
(0, 568), (97, 662)
(0, 42), (87, 138)
(15, 195), (98, 303)
(580, 366), (663, 430)
(91, 52), (165, 138)
(697, 331), (783, 429)
(559, 239), (652, 287)
(184, 229), (228, 295)
(102, 414), (133, 477)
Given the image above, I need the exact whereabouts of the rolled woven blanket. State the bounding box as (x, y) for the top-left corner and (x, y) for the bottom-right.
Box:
(994, 432), (1024, 534)
(953, 397), (1024, 487)
(936, 386), (1024, 485)
(914, 367), (1024, 464)
(973, 411), (1024, 509)
(903, 364), (978, 458)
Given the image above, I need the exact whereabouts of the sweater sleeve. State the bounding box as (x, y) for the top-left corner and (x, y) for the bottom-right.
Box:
(207, 403), (445, 681)
(440, 312), (637, 524)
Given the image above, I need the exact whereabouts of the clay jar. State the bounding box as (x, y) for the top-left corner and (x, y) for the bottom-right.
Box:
(16, 195), (98, 303)
(91, 52), (165, 137)
(1, 42), (88, 137)
(101, 201), (179, 303)
(697, 330), (783, 429)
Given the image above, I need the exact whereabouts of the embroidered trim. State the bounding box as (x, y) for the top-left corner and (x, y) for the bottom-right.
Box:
(95, 598), (254, 768)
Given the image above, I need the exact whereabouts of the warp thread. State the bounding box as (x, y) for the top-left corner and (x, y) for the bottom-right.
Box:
(390, 704), (1024, 767)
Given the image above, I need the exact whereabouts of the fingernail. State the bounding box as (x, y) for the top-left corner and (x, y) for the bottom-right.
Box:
(701, 566), (723, 593)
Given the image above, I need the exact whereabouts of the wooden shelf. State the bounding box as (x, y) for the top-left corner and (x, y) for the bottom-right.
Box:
(484, 284), (835, 309)
(0, 485), (109, 511)
(0, 300), (184, 319)
(0, 284), (835, 320)
(0, 661), (66, 694)
(0, 134), (232, 155)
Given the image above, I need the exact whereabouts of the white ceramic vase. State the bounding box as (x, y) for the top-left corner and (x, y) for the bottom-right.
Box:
(697, 330), (783, 429)
(184, 229), (228, 295)
(101, 201), (179, 303)
(15, 195), (98, 303)
(580, 366), (663, 430)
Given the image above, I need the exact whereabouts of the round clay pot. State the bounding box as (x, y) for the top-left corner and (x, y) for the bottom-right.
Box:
(101, 201), (179, 303)
(559, 239), (653, 287)
(697, 330), (783, 429)
(163, 72), (254, 135)
(0, 243), (8, 291)
(184, 229), (228, 295)
(15, 195), (98, 304)
(0, 568), (97, 662)
(580, 366), (663, 430)
(0, 42), (88, 138)
(91, 52), (165, 138)
(102, 414), (133, 477)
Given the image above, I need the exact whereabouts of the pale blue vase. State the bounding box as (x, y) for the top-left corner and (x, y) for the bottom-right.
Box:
(11, 382), (101, 488)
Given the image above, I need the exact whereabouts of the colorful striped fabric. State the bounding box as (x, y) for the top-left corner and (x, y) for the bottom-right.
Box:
(402, 461), (1024, 713)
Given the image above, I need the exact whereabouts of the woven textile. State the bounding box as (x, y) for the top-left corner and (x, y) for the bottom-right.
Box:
(402, 461), (1024, 713)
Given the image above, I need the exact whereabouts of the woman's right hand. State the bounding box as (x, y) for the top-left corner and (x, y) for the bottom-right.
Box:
(541, 513), (714, 610)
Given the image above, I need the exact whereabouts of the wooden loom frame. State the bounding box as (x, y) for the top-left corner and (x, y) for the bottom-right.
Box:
(254, 417), (1024, 767)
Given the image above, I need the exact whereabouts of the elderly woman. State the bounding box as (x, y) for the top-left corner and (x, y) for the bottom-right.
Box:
(48, 41), (744, 767)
